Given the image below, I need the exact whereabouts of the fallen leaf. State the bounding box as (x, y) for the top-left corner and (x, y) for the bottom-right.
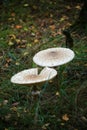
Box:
(23, 51), (29, 56)
(56, 91), (60, 96)
(6, 58), (12, 63)
(75, 5), (81, 10)
(49, 25), (56, 30)
(4, 63), (9, 67)
(12, 102), (19, 106)
(15, 62), (20, 66)
(8, 41), (14, 46)
(11, 13), (16, 17)
(24, 4), (29, 7)
(66, 5), (71, 9)
(5, 128), (8, 130)
(50, 14), (53, 17)
(33, 5), (37, 9)
(61, 122), (65, 126)
(16, 39), (21, 44)
(15, 25), (22, 29)
(3, 100), (8, 105)
(81, 116), (87, 122)
(17, 112), (20, 117)
(9, 34), (16, 39)
(62, 114), (69, 121)
(5, 114), (11, 120)
(42, 123), (50, 129)
(60, 17), (65, 22)
(10, 106), (17, 112)
(34, 39), (39, 43)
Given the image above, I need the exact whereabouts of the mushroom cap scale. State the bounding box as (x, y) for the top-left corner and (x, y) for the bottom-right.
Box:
(33, 47), (75, 67)
(11, 67), (57, 85)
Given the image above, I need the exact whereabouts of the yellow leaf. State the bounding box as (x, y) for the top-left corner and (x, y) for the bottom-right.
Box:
(84, 64), (87, 66)
(61, 122), (65, 126)
(5, 128), (8, 130)
(8, 41), (14, 46)
(75, 5), (81, 10)
(17, 112), (20, 117)
(56, 91), (60, 96)
(62, 114), (69, 121)
(33, 5), (37, 9)
(50, 14), (53, 17)
(3, 100), (8, 105)
(49, 80), (53, 83)
(23, 52), (29, 56)
(0, 103), (2, 106)
(60, 17), (65, 22)
(10, 107), (17, 112)
(49, 25), (56, 30)
(24, 4), (29, 7)
(34, 39), (39, 43)
(5, 114), (11, 120)
(27, 43), (31, 47)
(16, 39), (21, 44)
(42, 123), (50, 129)
(15, 62), (20, 66)
(66, 5), (71, 9)
(9, 34), (16, 39)
(60, 15), (68, 22)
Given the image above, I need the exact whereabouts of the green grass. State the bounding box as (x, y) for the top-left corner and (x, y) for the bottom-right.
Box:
(0, 1), (87, 130)
(0, 39), (87, 130)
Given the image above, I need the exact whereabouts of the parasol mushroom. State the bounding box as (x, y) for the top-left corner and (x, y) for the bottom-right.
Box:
(33, 47), (75, 88)
(33, 47), (75, 67)
(11, 67), (57, 85)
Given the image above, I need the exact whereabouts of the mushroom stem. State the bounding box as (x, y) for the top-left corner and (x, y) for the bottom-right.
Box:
(32, 85), (38, 92)
(53, 67), (59, 89)
(50, 74), (59, 90)
(31, 85), (41, 124)
(31, 85), (40, 97)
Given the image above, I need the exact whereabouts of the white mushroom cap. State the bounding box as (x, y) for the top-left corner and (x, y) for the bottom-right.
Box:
(11, 67), (57, 85)
(33, 47), (75, 67)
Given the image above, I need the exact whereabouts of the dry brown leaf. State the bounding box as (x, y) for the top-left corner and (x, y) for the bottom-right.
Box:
(5, 128), (8, 130)
(12, 102), (19, 106)
(66, 5), (71, 9)
(11, 13), (16, 17)
(42, 123), (50, 129)
(10, 106), (17, 112)
(34, 39), (39, 43)
(15, 25), (22, 29)
(75, 5), (81, 10)
(62, 114), (69, 121)
(3, 100), (8, 105)
(49, 25), (56, 30)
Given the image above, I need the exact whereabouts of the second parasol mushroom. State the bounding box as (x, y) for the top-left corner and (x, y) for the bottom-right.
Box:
(11, 67), (57, 86)
(11, 67), (57, 95)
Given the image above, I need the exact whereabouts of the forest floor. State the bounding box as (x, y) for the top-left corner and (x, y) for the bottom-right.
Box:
(0, 1), (87, 130)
